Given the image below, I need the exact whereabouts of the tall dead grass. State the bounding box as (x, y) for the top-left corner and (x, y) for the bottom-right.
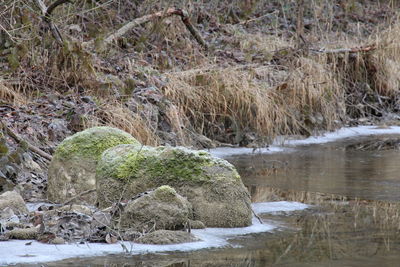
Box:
(369, 20), (400, 96)
(164, 52), (344, 143)
(0, 81), (26, 105)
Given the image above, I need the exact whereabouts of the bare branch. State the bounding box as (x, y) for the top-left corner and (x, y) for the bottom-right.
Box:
(179, 9), (208, 50)
(46, 0), (71, 17)
(84, 8), (208, 50)
(0, 121), (53, 161)
(34, 0), (72, 44)
(34, 0), (47, 16)
(310, 44), (377, 54)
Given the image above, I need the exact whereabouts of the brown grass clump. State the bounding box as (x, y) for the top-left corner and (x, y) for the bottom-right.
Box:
(368, 20), (400, 96)
(163, 53), (344, 144)
(0, 81), (25, 105)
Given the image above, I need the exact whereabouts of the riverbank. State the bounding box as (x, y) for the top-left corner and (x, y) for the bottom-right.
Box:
(3, 128), (400, 265)
(0, 201), (309, 265)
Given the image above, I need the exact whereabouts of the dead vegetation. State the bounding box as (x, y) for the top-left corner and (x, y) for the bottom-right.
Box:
(1, 0), (400, 148)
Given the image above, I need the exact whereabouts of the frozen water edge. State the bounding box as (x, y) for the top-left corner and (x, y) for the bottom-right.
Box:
(210, 125), (400, 158)
(0, 201), (308, 265)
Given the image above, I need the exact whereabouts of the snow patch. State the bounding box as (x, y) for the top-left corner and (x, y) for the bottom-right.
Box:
(0, 201), (309, 265)
(252, 201), (309, 214)
(210, 146), (287, 158)
(210, 125), (400, 158)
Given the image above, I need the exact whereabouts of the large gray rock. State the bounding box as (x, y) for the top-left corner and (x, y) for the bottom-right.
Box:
(118, 185), (192, 231)
(96, 145), (252, 227)
(0, 190), (28, 215)
(47, 126), (140, 204)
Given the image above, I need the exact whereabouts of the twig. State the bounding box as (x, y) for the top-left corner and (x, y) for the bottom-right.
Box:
(296, 0), (305, 42)
(0, 121), (53, 161)
(178, 9), (208, 50)
(310, 44), (377, 54)
(46, 0), (71, 17)
(34, 0), (72, 44)
(62, 188), (96, 206)
(252, 208), (263, 224)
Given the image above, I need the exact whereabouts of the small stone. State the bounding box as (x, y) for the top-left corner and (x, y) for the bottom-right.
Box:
(0, 191), (28, 215)
(135, 230), (200, 245)
(189, 220), (206, 229)
(49, 237), (65, 244)
(6, 227), (39, 240)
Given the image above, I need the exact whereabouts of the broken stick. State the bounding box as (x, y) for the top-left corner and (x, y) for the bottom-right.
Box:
(0, 121), (53, 161)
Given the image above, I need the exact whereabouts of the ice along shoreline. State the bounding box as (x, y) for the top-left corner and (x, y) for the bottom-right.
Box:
(0, 201), (308, 265)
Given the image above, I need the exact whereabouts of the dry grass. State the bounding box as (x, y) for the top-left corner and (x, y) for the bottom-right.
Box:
(0, 81), (26, 105)
(164, 51), (344, 143)
(88, 101), (160, 146)
(369, 20), (400, 96)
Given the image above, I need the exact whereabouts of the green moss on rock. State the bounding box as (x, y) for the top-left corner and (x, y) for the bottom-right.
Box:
(96, 145), (252, 227)
(47, 126), (140, 204)
(54, 126), (140, 161)
(97, 145), (239, 186)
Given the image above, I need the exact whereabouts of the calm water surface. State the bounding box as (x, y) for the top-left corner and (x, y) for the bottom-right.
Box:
(25, 135), (400, 266)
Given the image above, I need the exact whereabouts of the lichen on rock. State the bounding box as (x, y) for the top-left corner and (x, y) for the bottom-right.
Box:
(97, 144), (252, 228)
(47, 126), (140, 204)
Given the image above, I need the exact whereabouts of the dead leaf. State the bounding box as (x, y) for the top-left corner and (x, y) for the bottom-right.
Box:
(105, 233), (118, 244)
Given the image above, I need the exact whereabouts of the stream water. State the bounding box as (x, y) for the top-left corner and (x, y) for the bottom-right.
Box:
(8, 130), (400, 266)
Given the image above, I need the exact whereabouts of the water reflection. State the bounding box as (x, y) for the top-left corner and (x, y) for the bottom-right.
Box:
(231, 135), (400, 202)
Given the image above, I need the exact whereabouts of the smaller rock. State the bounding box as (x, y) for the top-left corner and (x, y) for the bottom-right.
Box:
(57, 204), (93, 216)
(0, 191), (28, 215)
(49, 237), (65, 244)
(119, 185), (192, 232)
(6, 227), (39, 240)
(189, 220), (206, 229)
(135, 230), (199, 245)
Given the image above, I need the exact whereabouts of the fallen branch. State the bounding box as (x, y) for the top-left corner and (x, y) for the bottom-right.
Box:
(62, 188), (96, 206)
(34, 0), (72, 44)
(0, 121), (53, 161)
(84, 8), (208, 50)
(310, 44), (377, 54)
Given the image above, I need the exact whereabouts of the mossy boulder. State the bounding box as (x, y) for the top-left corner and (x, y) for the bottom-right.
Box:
(96, 145), (252, 227)
(118, 185), (192, 231)
(47, 126), (140, 204)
